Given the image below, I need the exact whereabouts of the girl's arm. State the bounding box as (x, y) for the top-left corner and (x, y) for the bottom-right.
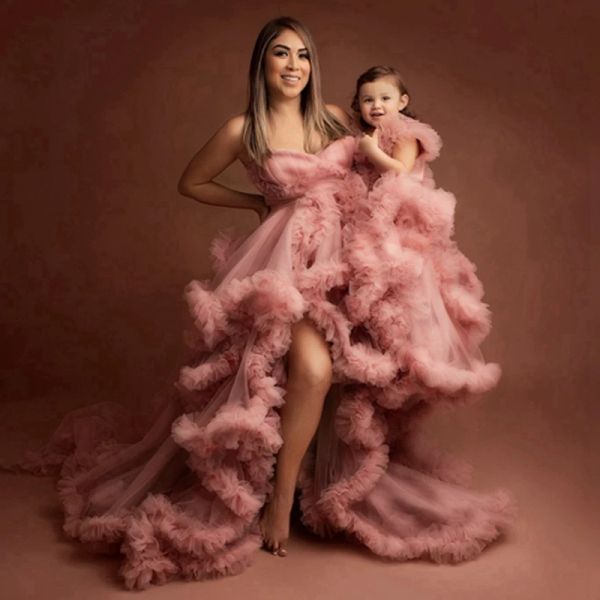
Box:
(359, 130), (419, 175)
(178, 114), (268, 221)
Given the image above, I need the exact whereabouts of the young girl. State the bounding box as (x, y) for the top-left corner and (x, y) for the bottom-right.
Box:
(343, 64), (502, 397)
(352, 65), (442, 191)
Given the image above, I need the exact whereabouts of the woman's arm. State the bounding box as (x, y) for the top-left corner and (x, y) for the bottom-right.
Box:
(359, 131), (419, 175)
(178, 114), (268, 220)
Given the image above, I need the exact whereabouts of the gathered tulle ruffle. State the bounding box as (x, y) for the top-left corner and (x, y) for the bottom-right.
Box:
(2, 131), (517, 589)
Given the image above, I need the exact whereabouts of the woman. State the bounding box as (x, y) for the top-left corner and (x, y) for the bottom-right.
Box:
(176, 16), (354, 559)
(7, 17), (516, 590)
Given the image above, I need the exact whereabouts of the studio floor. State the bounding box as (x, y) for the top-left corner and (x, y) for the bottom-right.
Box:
(0, 388), (595, 600)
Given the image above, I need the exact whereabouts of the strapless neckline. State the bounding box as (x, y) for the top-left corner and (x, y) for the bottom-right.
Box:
(241, 135), (354, 168)
(268, 146), (328, 157)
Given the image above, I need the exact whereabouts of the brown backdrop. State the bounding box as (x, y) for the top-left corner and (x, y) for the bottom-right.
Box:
(1, 1), (597, 598)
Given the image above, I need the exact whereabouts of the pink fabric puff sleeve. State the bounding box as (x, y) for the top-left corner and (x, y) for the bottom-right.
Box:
(377, 113), (443, 163)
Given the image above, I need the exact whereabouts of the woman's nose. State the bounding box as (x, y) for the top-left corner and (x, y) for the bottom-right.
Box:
(286, 55), (299, 70)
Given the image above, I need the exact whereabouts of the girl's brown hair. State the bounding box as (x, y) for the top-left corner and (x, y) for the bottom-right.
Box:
(351, 65), (417, 130)
(242, 17), (350, 164)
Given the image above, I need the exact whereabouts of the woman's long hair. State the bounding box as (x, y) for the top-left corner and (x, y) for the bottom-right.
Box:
(242, 16), (350, 164)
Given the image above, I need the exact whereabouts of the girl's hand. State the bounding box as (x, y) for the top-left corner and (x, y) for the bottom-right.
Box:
(358, 129), (380, 156)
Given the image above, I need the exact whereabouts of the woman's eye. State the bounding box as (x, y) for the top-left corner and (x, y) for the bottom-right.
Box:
(383, 97), (390, 101)
(274, 51), (287, 57)
(299, 54), (309, 60)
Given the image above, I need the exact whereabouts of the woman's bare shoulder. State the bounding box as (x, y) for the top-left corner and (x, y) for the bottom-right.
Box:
(218, 113), (246, 143)
(209, 113), (248, 161)
(326, 103), (353, 127)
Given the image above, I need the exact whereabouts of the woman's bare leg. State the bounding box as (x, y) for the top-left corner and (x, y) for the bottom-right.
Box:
(259, 317), (332, 556)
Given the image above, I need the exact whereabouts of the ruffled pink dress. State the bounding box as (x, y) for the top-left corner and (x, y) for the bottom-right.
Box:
(4, 127), (517, 589)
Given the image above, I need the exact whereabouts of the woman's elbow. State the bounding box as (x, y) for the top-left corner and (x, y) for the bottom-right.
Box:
(177, 177), (191, 196)
(177, 177), (203, 198)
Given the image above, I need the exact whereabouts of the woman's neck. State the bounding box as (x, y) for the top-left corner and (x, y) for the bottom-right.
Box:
(268, 94), (303, 119)
(265, 93), (312, 151)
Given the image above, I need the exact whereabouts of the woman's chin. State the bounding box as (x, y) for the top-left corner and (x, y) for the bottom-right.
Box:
(270, 86), (306, 101)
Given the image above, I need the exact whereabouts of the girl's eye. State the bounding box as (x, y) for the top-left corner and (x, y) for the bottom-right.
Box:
(274, 51), (287, 57)
(299, 53), (309, 60)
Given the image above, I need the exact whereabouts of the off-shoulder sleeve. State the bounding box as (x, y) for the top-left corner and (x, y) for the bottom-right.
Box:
(377, 113), (442, 162)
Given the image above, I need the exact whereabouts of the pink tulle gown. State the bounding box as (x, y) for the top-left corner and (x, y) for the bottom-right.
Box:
(4, 122), (517, 589)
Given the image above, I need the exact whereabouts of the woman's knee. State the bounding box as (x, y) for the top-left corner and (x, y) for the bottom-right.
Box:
(290, 352), (332, 389)
(288, 321), (333, 389)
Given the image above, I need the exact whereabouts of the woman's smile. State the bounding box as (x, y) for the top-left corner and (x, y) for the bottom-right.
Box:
(281, 74), (301, 84)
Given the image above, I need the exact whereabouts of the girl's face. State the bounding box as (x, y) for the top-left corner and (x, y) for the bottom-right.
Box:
(263, 28), (311, 100)
(358, 76), (409, 127)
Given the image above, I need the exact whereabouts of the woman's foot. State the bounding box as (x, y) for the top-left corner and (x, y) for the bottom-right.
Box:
(259, 491), (294, 556)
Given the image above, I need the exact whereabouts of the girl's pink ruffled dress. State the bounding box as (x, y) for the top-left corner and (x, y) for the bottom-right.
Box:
(4, 121), (517, 589)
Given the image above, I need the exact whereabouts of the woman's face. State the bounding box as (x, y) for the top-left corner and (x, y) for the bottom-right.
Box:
(358, 76), (409, 127)
(263, 28), (311, 100)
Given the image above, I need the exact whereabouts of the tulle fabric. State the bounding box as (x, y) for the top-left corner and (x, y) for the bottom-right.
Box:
(300, 114), (515, 561)
(3, 125), (517, 589)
